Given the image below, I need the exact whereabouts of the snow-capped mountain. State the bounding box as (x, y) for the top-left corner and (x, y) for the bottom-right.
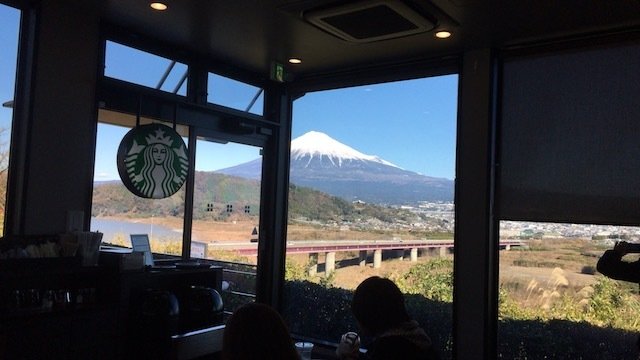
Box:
(217, 131), (454, 204)
(291, 131), (398, 168)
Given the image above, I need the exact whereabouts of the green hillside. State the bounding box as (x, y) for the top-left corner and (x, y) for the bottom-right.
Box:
(92, 172), (423, 224)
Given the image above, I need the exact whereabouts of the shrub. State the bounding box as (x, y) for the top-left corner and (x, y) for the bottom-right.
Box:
(282, 279), (452, 359)
(391, 258), (453, 302)
(513, 259), (561, 268)
(285, 258), (308, 281)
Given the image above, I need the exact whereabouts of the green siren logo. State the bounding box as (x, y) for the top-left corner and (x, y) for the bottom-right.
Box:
(117, 123), (189, 199)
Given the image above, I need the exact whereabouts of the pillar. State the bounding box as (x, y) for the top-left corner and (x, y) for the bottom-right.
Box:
(453, 48), (498, 359)
(359, 250), (367, 267)
(325, 252), (336, 275)
(308, 253), (318, 276)
(373, 249), (382, 269)
(439, 246), (448, 257)
(410, 248), (418, 262)
(14, 2), (101, 235)
(505, 244), (511, 251)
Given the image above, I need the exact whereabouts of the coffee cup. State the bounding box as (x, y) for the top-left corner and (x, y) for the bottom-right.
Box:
(295, 341), (314, 360)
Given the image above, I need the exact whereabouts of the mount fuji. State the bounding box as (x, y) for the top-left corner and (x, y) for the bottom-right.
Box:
(217, 131), (454, 205)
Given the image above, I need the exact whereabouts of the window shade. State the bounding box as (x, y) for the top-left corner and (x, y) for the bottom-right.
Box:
(498, 43), (640, 225)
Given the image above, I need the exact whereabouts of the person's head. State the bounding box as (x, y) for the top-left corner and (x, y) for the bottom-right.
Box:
(222, 302), (300, 360)
(351, 276), (410, 336)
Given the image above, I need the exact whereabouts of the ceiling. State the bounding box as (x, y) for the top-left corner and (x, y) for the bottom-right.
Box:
(45, 0), (640, 81)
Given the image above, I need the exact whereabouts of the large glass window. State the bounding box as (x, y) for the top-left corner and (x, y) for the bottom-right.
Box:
(282, 75), (458, 358)
(0, 5), (20, 235)
(189, 136), (263, 310)
(96, 38), (268, 316)
(91, 118), (186, 256)
(104, 41), (188, 96)
(207, 73), (264, 115)
(497, 43), (640, 358)
(498, 221), (640, 359)
(92, 115), (263, 310)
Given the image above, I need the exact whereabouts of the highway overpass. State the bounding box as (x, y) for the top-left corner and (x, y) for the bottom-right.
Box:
(202, 239), (525, 274)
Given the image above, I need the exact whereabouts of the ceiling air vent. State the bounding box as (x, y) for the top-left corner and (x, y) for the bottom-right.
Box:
(305, 0), (436, 43)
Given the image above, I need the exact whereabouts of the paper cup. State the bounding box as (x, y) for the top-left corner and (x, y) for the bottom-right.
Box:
(295, 341), (314, 360)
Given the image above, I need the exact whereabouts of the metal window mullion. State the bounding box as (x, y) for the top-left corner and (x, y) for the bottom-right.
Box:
(255, 83), (291, 308)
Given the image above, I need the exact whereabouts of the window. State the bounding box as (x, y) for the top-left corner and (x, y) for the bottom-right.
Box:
(91, 118), (186, 257)
(190, 136), (263, 310)
(92, 113), (264, 310)
(498, 221), (640, 359)
(104, 41), (188, 96)
(207, 73), (263, 115)
(0, 5), (20, 235)
(96, 38), (269, 314)
(497, 43), (640, 358)
(282, 75), (458, 358)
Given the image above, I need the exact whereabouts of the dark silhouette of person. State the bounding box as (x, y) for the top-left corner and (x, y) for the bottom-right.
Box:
(222, 302), (301, 360)
(337, 276), (439, 360)
(597, 241), (640, 282)
(597, 241), (640, 353)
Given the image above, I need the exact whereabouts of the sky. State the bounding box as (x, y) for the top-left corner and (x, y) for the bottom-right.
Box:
(293, 76), (458, 178)
(1, 4), (458, 183)
(0, 5), (19, 143)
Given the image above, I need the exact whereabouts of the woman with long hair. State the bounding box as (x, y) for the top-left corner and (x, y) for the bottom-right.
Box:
(337, 276), (439, 360)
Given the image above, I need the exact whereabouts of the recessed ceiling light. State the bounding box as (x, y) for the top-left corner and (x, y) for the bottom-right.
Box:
(288, 58), (302, 64)
(435, 31), (451, 39)
(150, 2), (168, 11)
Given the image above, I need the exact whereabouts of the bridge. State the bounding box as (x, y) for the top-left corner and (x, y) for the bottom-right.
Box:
(203, 239), (525, 275)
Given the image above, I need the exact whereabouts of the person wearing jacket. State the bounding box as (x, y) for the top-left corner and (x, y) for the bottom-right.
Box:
(336, 276), (439, 360)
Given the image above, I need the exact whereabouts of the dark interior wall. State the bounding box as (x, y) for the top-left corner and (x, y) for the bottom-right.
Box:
(22, 0), (99, 234)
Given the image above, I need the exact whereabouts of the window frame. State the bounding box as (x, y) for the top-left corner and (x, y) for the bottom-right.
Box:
(95, 34), (290, 303)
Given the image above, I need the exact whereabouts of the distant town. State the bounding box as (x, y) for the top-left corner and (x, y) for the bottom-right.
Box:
(389, 201), (640, 240)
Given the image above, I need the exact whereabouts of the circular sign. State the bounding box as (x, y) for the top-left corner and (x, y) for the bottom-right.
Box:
(117, 123), (189, 199)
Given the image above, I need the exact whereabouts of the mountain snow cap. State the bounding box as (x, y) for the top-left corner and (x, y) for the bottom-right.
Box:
(291, 131), (399, 168)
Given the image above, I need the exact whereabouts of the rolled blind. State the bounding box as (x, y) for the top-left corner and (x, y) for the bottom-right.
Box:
(498, 42), (640, 225)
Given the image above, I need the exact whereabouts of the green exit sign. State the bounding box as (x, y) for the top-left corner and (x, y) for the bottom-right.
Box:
(271, 62), (285, 83)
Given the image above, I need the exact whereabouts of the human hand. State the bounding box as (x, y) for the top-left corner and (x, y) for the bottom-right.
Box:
(336, 332), (360, 360)
(614, 241), (632, 256)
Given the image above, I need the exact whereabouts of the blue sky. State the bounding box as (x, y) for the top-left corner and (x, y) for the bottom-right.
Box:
(0, 5), (19, 141)
(2, 5), (458, 183)
(293, 76), (458, 179)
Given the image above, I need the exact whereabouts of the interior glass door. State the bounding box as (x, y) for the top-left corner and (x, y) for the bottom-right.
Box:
(191, 131), (263, 308)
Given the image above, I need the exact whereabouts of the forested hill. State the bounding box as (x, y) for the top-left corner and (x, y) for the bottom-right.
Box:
(92, 172), (423, 225)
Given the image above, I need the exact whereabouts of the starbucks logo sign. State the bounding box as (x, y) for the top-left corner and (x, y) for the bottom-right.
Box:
(117, 123), (189, 199)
